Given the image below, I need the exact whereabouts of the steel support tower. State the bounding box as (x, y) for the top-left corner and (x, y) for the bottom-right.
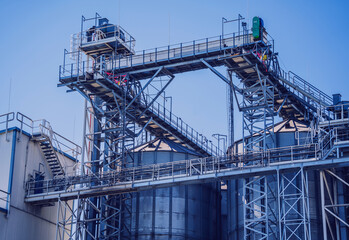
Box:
(22, 14), (349, 240)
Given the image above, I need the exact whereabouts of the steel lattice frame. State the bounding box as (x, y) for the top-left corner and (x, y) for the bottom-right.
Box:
(278, 168), (311, 240)
(56, 198), (89, 240)
(53, 14), (348, 240)
(239, 65), (277, 239)
(55, 34), (177, 239)
(68, 64), (175, 240)
(240, 65), (275, 152)
(320, 169), (349, 240)
(203, 48), (280, 239)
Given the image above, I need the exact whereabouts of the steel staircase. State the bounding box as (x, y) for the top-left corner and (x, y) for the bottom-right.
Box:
(32, 133), (65, 178)
(60, 31), (332, 126)
(16, 113), (81, 178)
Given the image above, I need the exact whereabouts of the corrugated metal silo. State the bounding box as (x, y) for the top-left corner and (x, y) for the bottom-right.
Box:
(128, 138), (219, 240)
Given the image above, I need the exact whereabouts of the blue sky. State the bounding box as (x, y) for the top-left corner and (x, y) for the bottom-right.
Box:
(1, 0), (348, 148)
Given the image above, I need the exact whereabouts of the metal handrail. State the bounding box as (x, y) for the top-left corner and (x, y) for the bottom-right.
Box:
(143, 93), (222, 156)
(319, 103), (349, 122)
(75, 24), (136, 53)
(26, 119), (349, 198)
(0, 112), (15, 125)
(59, 31), (266, 79)
(60, 29), (332, 120)
(0, 112), (15, 141)
(26, 141), (324, 196)
(94, 66), (222, 156)
(16, 112), (81, 158)
(289, 71), (332, 105)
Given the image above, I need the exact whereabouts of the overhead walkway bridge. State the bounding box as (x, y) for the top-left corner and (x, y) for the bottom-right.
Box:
(59, 30), (332, 158)
(51, 16), (347, 239)
(25, 122), (349, 204)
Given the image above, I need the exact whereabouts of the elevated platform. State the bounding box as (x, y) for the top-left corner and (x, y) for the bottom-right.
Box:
(70, 71), (218, 156)
(25, 141), (349, 204)
(80, 24), (135, 56)
(25, 112), (349, 204)
(60, 32), (332, 125)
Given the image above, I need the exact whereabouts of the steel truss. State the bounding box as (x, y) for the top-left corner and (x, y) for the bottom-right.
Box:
(238, 59), (276, 240)
(239, 65), (275, 152)
(56, 198), (85, 240)
(82, 67), (174, 240)
(278, 168), (311, 240)
(243, 175), (278, 240)
(201, 57), (279, 239)
(60, 54), (176, 239)
(53, 13), (346, 240)
(56, 197), (124, 240)
(321, 169), (349, 240)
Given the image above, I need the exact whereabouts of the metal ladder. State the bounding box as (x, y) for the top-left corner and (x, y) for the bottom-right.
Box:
(32, 133), (65, 178)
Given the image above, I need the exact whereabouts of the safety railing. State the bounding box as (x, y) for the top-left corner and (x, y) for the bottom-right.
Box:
(0, 112), (15, 140)
(319, 103), (349, 122)
(276, 69), (332, 110)
(16, 112), (82, 159)
(143, 94), (222, 156)
(317, 128), (337, 159)
(26, 142), (321, 196)
(61, 26), (333, 118)
(289, 71), (332, 106)
(58, 63), (222, 155)
(59, 30), (268, 80)
(80, 23), (136, 53)
(90, 63), (222, 156)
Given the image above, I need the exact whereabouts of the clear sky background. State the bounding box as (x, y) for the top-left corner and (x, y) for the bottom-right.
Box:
(1, 0), (348, 149)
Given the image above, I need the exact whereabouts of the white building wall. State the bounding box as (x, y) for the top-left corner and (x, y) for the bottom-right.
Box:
(0, 128), (75, 240)
(0, 131), (13, 211)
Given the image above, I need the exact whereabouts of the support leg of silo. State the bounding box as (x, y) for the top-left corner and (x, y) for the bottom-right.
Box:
(320, 171), (328, 240)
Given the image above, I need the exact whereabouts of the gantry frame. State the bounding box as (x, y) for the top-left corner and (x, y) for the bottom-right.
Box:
(49, 13), (347, 240)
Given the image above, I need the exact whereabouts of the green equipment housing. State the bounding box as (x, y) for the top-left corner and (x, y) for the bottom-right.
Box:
(252, 16), (264, 41)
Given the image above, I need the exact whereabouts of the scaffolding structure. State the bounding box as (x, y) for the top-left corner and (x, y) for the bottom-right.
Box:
(19, 13), (349, 240)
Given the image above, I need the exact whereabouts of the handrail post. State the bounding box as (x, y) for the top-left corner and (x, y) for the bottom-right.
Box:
(233, 33), (235, 47)
(180, 43), (182, 58)
(219, 35), (222, 51)
(206, 38), (208, 53)
(118, 54), (121, 69)
(143, 50), (145, 65)
(201, 159), (203, 174)
(186, 160), (188, 176)
(152, 165), (155, 180)
(218, 157), (220, 172)
(213, 156), (215, 171)
(133, 168), (135, 182)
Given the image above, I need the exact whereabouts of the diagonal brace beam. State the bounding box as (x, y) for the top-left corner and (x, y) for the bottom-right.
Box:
(201, 58), (242, 94)
(125, 66), (164, 111)
(137, 69), (175, 120)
